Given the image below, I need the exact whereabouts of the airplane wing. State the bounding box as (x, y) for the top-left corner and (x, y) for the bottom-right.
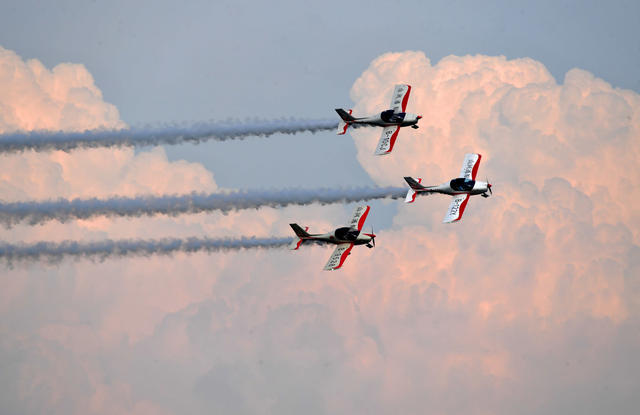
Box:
(347, 205), (370, 231)
(323, 243), (354, 271)
(374, 125), (401, 155)
(390, 84), (411, 113)
(443, 194), (471, 223)
(459, 153), (482, 180)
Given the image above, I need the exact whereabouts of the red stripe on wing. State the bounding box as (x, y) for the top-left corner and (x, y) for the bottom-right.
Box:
(356, 205), (370, 231)
(385, 126), (401, 153)
(334, 243), (354, 270)
(471, 154), (482, 180)
(452, 195), (471, 222)
(401, 85), (411, 112)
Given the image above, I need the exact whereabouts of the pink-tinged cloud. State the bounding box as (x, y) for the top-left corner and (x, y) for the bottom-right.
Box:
(0, 46), (124, 133)
(1, 47), (639, 415)
(349, 51), (640, 240)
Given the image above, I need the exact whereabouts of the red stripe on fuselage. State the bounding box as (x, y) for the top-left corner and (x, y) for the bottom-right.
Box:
(385, 126), (401, 153)
(401, 85), (411, 112)
(471, 154), (482, 180)
(356, 205), (370, 231)
(335, 243), (354, 269)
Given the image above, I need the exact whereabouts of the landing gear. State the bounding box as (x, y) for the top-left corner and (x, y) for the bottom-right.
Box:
(366, 243), (373, 248)
(411, 125), (419, 129)
(481, 193), (490, 198)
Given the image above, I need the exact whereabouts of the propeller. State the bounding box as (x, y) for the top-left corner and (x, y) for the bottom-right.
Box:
(364, 226), (376, 248)
(486, 177), (492, 195)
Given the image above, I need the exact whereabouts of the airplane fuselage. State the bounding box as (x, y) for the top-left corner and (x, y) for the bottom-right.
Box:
(351, 110), (421, 128)
(420, 179), (490, 196)
(303, 227), (374, 246)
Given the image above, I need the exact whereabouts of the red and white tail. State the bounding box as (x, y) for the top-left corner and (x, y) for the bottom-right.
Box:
(405, 177), (422, 203)
(289, 224), (309, 250)
(336, 109), (353, 135)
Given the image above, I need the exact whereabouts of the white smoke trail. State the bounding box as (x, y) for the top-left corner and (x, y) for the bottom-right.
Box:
(0, 236), (293, 265)
(0, 118), (338, 153)
(0, 186), (407, 226)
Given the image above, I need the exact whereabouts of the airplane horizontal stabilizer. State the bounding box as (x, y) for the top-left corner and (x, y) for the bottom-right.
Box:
(405, 177), (422, 203)
(404, 176), (426, 190)
(289, 224), (310, 238)
(336, 109), (353, 135)
(335, 108), (355, 122)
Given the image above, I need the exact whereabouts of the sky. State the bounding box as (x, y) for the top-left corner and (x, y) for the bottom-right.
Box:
(0, 1), (639, 414)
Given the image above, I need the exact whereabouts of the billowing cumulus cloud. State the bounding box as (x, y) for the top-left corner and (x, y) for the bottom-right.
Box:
(0, 46), (217, 202)
(1, 47), (639, 415)
(350, 51), (640, 239)
(0, 46), (124, 132)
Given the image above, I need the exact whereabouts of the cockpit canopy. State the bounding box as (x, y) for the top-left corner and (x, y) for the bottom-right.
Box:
(380, 109), (406, 123)
(334, 227), (360, 241)
(450, 178), (475, 191)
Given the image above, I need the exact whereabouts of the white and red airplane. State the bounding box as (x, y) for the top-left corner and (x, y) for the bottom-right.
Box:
(289, 205), (376, 271)
(335, 84), (422, 155)
(404, 153), (492, 223)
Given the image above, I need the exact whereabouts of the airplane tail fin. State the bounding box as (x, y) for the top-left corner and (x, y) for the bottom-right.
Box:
(335, 109), (354, 135)
(289, 224), (310, 250)
(404, 177), (423, 203)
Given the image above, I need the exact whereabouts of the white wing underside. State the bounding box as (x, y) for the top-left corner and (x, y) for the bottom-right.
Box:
(375, 125), (400, 155)
(390, 84), (411, 113)
(348, 205), (370, 231)
(324, 243), (354, 271)
(443, 194), (470, 223)
(459, 153), (482, 180)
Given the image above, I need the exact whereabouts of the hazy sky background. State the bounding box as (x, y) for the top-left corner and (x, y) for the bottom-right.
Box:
(1, 1), (639, 414)
(2, 0), (638, 190)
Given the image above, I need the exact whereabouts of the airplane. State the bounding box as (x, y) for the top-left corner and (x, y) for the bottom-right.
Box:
(289, 205), (376, 271)
(404, 153), (492, 223)
(335, 84), (422, 155)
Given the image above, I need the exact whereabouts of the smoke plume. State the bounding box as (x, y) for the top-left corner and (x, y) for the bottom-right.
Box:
(0, 236), (293, 264)
(0, 186), (406, 226)
(0, 118), (338, 153)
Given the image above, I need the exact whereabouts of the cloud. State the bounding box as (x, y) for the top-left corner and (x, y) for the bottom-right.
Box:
(349, 51), (639, 238)
(1, 47), (639, 415)
(0, 46), (124, 133)
(0, 46), (217, 203)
